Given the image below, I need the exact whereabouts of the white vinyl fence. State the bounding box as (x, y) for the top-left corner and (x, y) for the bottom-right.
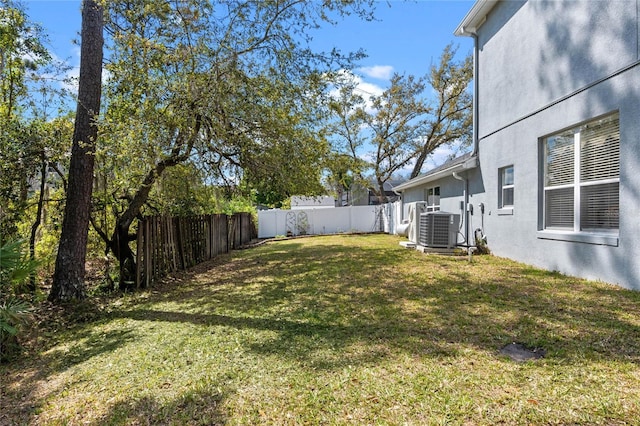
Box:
(258, 202), (403, 238)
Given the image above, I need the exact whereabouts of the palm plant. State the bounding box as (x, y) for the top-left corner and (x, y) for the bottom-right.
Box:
(1, 239), (37, 361)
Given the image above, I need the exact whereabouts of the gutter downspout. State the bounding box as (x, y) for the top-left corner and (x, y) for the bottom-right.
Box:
(458, 26), (479, 155)
(453, 28), (478, 245)
(454, 29), (479, 252)
(396, 31), (480, 241)
(470, 32), (480, 156)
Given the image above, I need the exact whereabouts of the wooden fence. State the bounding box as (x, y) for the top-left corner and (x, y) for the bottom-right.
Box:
(135, 213), (255, 288)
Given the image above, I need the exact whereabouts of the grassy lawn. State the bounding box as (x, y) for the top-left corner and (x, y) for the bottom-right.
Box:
(2, 234), (640, 425)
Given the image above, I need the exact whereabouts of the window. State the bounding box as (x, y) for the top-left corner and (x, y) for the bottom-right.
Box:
(543, 113), (619, 233)
(425, 186), (440, 212)
(499, 165), (514, 209)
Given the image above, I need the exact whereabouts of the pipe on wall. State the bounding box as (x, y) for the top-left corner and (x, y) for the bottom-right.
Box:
(452, 171), (469, 245)
(471, 32), (479, 156)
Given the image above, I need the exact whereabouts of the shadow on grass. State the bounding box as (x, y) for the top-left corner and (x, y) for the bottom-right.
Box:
(3, 235), (640, 424)
(44, 328), (137, 371)
(111, 236), (640, 368)
(428, 268), (640, 361)
(0, 325), (137, 424)
(90, 388), (227, 426)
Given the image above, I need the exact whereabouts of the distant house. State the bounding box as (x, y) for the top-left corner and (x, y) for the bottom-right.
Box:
(342, 180), (403, 207)
(364, 180), (403, 206)
(393, 0), (640, 289)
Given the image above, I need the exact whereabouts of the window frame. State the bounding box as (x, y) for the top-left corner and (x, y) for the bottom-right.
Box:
(498, 165), (514, 210)
(425, 186), (440, 212)
(538, 113), (619, 246)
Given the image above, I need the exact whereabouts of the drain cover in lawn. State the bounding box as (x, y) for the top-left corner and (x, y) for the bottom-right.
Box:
(499, 343), (546, 362)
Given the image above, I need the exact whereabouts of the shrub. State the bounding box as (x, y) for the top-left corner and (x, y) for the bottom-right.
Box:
(0, 239), (37, 361)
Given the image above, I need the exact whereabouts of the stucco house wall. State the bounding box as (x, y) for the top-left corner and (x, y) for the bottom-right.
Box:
(478, 0), (638, 136)
(468, 0), (640, 289)
(396, 0), (640, 289)
(401, 175), (466, 213)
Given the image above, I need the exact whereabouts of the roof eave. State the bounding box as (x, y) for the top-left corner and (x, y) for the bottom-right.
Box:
(454, 0), (499, 36)
(393, 156), (478, 192)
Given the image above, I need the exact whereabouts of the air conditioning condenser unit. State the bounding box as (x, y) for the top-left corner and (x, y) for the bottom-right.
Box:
(418, 212), (460, 248)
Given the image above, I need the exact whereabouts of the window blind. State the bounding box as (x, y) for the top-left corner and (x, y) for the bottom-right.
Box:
(545, 187), (574, 228)
(580, 182), (619, 229)
(545, 133), (574, 187)
(542, 112), (620, 233)
(580, 116), (620, 182)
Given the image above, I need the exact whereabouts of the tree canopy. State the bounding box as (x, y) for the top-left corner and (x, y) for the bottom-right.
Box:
(84, 0), (376, 289)
(0, 0), (473, 301)
(0, 0), (71, 241)
(326, 44), (473, 203)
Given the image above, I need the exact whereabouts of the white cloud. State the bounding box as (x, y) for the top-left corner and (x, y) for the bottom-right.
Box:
(329, 69), (385, 114)
(333, 69), (385, 95)
(62, 68), (80, 95)
(353, 78), (385, 100)
(358, 65), (394, 80)
(63, 46), (81, 95)
(34, 50), (80, 96)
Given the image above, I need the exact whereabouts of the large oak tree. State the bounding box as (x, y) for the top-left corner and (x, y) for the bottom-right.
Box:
(327, 44), (472, 202)
(88, 0), (374, 287)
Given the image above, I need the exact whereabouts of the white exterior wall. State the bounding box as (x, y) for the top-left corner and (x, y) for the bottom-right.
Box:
(258, 205), (386, 238)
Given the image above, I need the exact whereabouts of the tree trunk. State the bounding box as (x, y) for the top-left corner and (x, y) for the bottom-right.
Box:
(109, 222), (136, 290)
(49, 0), (103, 302)
(28, 150), (47, 292)
(107, 116), (203, 289)
(375, 177), (388, 205)
(410, 146), (430, 179)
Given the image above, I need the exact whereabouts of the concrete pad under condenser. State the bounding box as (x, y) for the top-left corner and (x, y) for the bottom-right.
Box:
(399, 241), (416, 249)
(416, 245), (456, 255)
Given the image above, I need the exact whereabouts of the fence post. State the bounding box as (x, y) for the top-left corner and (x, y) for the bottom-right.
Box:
(223, 214), (230, 253)
(135, 219), (143, 289)
(145, 217), (151, 288)
(206, 214), (212, 260)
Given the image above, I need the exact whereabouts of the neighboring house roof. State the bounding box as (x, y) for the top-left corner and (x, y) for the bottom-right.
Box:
(454, 0), (499, 36)
(381, 179), (405, 193)
(392, 152), (478, 192)
(360, 179), (406, 193)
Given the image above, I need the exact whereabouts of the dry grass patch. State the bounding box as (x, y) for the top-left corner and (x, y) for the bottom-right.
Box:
(2, 234), (640, 425)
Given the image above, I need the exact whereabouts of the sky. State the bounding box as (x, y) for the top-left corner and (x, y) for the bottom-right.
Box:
(22, 0), (476, 171)
(311, 1), (474, 86)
